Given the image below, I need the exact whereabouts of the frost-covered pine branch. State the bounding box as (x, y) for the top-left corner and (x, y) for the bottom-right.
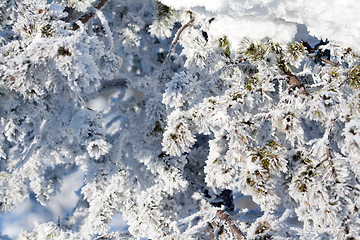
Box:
(1, 0), (360, 239)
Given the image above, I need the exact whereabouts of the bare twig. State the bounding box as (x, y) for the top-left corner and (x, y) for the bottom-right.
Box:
(319, 57), (339, 67)
(216, 210), (245, 240)
(165, 12), (195, 61)
(158, 12), (195, 80)
(72, 0), (109, 30)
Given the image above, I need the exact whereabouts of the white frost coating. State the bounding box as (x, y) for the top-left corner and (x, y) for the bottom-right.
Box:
(87, 139), (112, 159)
(95, 8), (114, 51)
(160, 0), (360, 50)
(4, 0), (360, 239)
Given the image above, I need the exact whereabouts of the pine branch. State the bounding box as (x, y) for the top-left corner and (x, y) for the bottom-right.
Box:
(72, 0), (109, 30)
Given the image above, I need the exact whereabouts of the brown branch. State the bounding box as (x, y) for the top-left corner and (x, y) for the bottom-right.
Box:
(284, 71), (310, 96)
(165, 12), (195, 60)
(216, 210), (245, 240)
(72, 0), (109, 30)
(158, 12), (195, 80)
(319, 57), (339, 67)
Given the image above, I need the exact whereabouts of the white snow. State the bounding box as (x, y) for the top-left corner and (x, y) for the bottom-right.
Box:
(160, 0), (360, 51)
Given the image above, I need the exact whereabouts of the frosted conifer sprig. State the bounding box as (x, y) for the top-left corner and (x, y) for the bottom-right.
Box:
(162, 109), (196, 156)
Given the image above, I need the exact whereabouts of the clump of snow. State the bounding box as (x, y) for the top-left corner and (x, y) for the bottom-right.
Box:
(87, 139), (112, 159)
(160, 0), (360, 51)
(208, 15), (297, 46)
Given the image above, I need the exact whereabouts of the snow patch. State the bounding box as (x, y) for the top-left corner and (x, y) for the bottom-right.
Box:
(160, 0), (360, 51)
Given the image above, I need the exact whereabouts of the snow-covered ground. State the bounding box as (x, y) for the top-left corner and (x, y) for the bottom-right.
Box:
(160, 0), (360, 51)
